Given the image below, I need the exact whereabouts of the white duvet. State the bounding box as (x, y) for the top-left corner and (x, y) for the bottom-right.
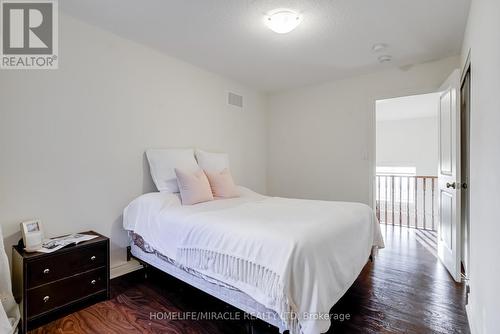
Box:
(123, 187), (384, 334)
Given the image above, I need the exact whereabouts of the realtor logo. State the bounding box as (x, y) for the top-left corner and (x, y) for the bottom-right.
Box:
(1, 0), (58, 69)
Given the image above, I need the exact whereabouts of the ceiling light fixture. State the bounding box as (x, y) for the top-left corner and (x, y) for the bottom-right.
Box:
(265, 9), (302, 34)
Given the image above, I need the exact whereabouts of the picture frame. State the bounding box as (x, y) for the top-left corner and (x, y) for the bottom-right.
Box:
(20, 220), (44, 252)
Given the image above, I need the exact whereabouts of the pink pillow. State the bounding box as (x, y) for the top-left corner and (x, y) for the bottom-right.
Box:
(204, 168), (240, 198)
(174, 168), (214, 205)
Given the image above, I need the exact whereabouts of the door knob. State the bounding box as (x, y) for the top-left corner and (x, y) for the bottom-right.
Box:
(446, 182), (456, 189)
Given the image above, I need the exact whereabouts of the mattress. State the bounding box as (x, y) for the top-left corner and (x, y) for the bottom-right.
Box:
(130, 232), (238, 290)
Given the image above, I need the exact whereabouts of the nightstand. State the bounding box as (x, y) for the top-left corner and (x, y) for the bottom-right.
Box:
(12, 231), (110, 333)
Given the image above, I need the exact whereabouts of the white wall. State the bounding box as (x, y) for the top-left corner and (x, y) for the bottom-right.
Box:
(460, 0), (500, 332)
(376, 116), (438, 176)
(0, 14), (268, 269)
(267, 56), (459, 204)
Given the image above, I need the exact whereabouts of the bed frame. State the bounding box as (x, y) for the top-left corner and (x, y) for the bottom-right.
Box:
(127, 243), (288, 333)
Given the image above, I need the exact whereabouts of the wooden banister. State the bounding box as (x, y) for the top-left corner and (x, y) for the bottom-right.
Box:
(375, 174), (438, 231)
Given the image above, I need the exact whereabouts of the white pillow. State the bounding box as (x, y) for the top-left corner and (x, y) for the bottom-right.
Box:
(146, 148), (199, 192)
(195, 149), (230, 173)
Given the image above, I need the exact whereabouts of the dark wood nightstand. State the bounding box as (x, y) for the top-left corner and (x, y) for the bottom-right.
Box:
(12, 231), (110, 333)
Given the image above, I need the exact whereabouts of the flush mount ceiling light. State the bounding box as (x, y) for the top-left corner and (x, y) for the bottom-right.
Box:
(265, 9), (302, 34)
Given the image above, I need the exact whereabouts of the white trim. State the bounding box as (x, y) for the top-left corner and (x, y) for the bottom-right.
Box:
(460, 49), (471, 84)
(110, 259), (143, 279)
(466, 303), (478, 334)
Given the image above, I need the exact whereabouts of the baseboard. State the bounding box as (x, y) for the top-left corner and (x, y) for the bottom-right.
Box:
(110, 259), (143, 279)
(466, 303), (478, 334)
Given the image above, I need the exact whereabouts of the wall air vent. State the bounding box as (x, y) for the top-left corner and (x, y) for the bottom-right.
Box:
(227, 92), (243, 108)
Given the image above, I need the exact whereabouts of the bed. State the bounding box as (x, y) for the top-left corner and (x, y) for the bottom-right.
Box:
(123, 186), (384, 334)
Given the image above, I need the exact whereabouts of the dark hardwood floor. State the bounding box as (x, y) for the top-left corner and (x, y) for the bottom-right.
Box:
(31, 225), (470, 334)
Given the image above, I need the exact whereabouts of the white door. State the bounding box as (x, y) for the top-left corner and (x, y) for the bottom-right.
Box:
(437, 69), (462, 282)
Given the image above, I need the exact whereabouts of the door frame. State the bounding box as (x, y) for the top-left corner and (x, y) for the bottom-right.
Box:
(459, 50), (471, 281)
(369, 61), (472, 219)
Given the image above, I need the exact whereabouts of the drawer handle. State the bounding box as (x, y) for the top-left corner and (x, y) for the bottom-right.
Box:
(91, 279), (96, 285)
(43, 268), (50, 275)
(43, 296), (50, 303)
(90, 256), (96, 261)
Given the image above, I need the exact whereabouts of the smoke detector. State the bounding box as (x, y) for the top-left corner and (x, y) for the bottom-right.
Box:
(378, 55), (393, 63)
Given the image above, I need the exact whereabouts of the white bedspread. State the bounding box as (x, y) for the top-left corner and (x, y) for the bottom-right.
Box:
(123, 187), (384, 334)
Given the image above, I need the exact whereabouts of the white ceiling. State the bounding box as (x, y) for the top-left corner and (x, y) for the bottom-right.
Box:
(376, 93), (441, 121)
(61, 0), (470, 92)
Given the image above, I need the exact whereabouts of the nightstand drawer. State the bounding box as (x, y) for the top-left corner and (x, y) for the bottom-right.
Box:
(27, 243), (106, 287)
(27, 267), (106, 319)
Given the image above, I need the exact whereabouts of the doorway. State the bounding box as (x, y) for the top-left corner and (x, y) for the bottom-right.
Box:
(375, 93), (441, 254)
(374, 67), (471, 284)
